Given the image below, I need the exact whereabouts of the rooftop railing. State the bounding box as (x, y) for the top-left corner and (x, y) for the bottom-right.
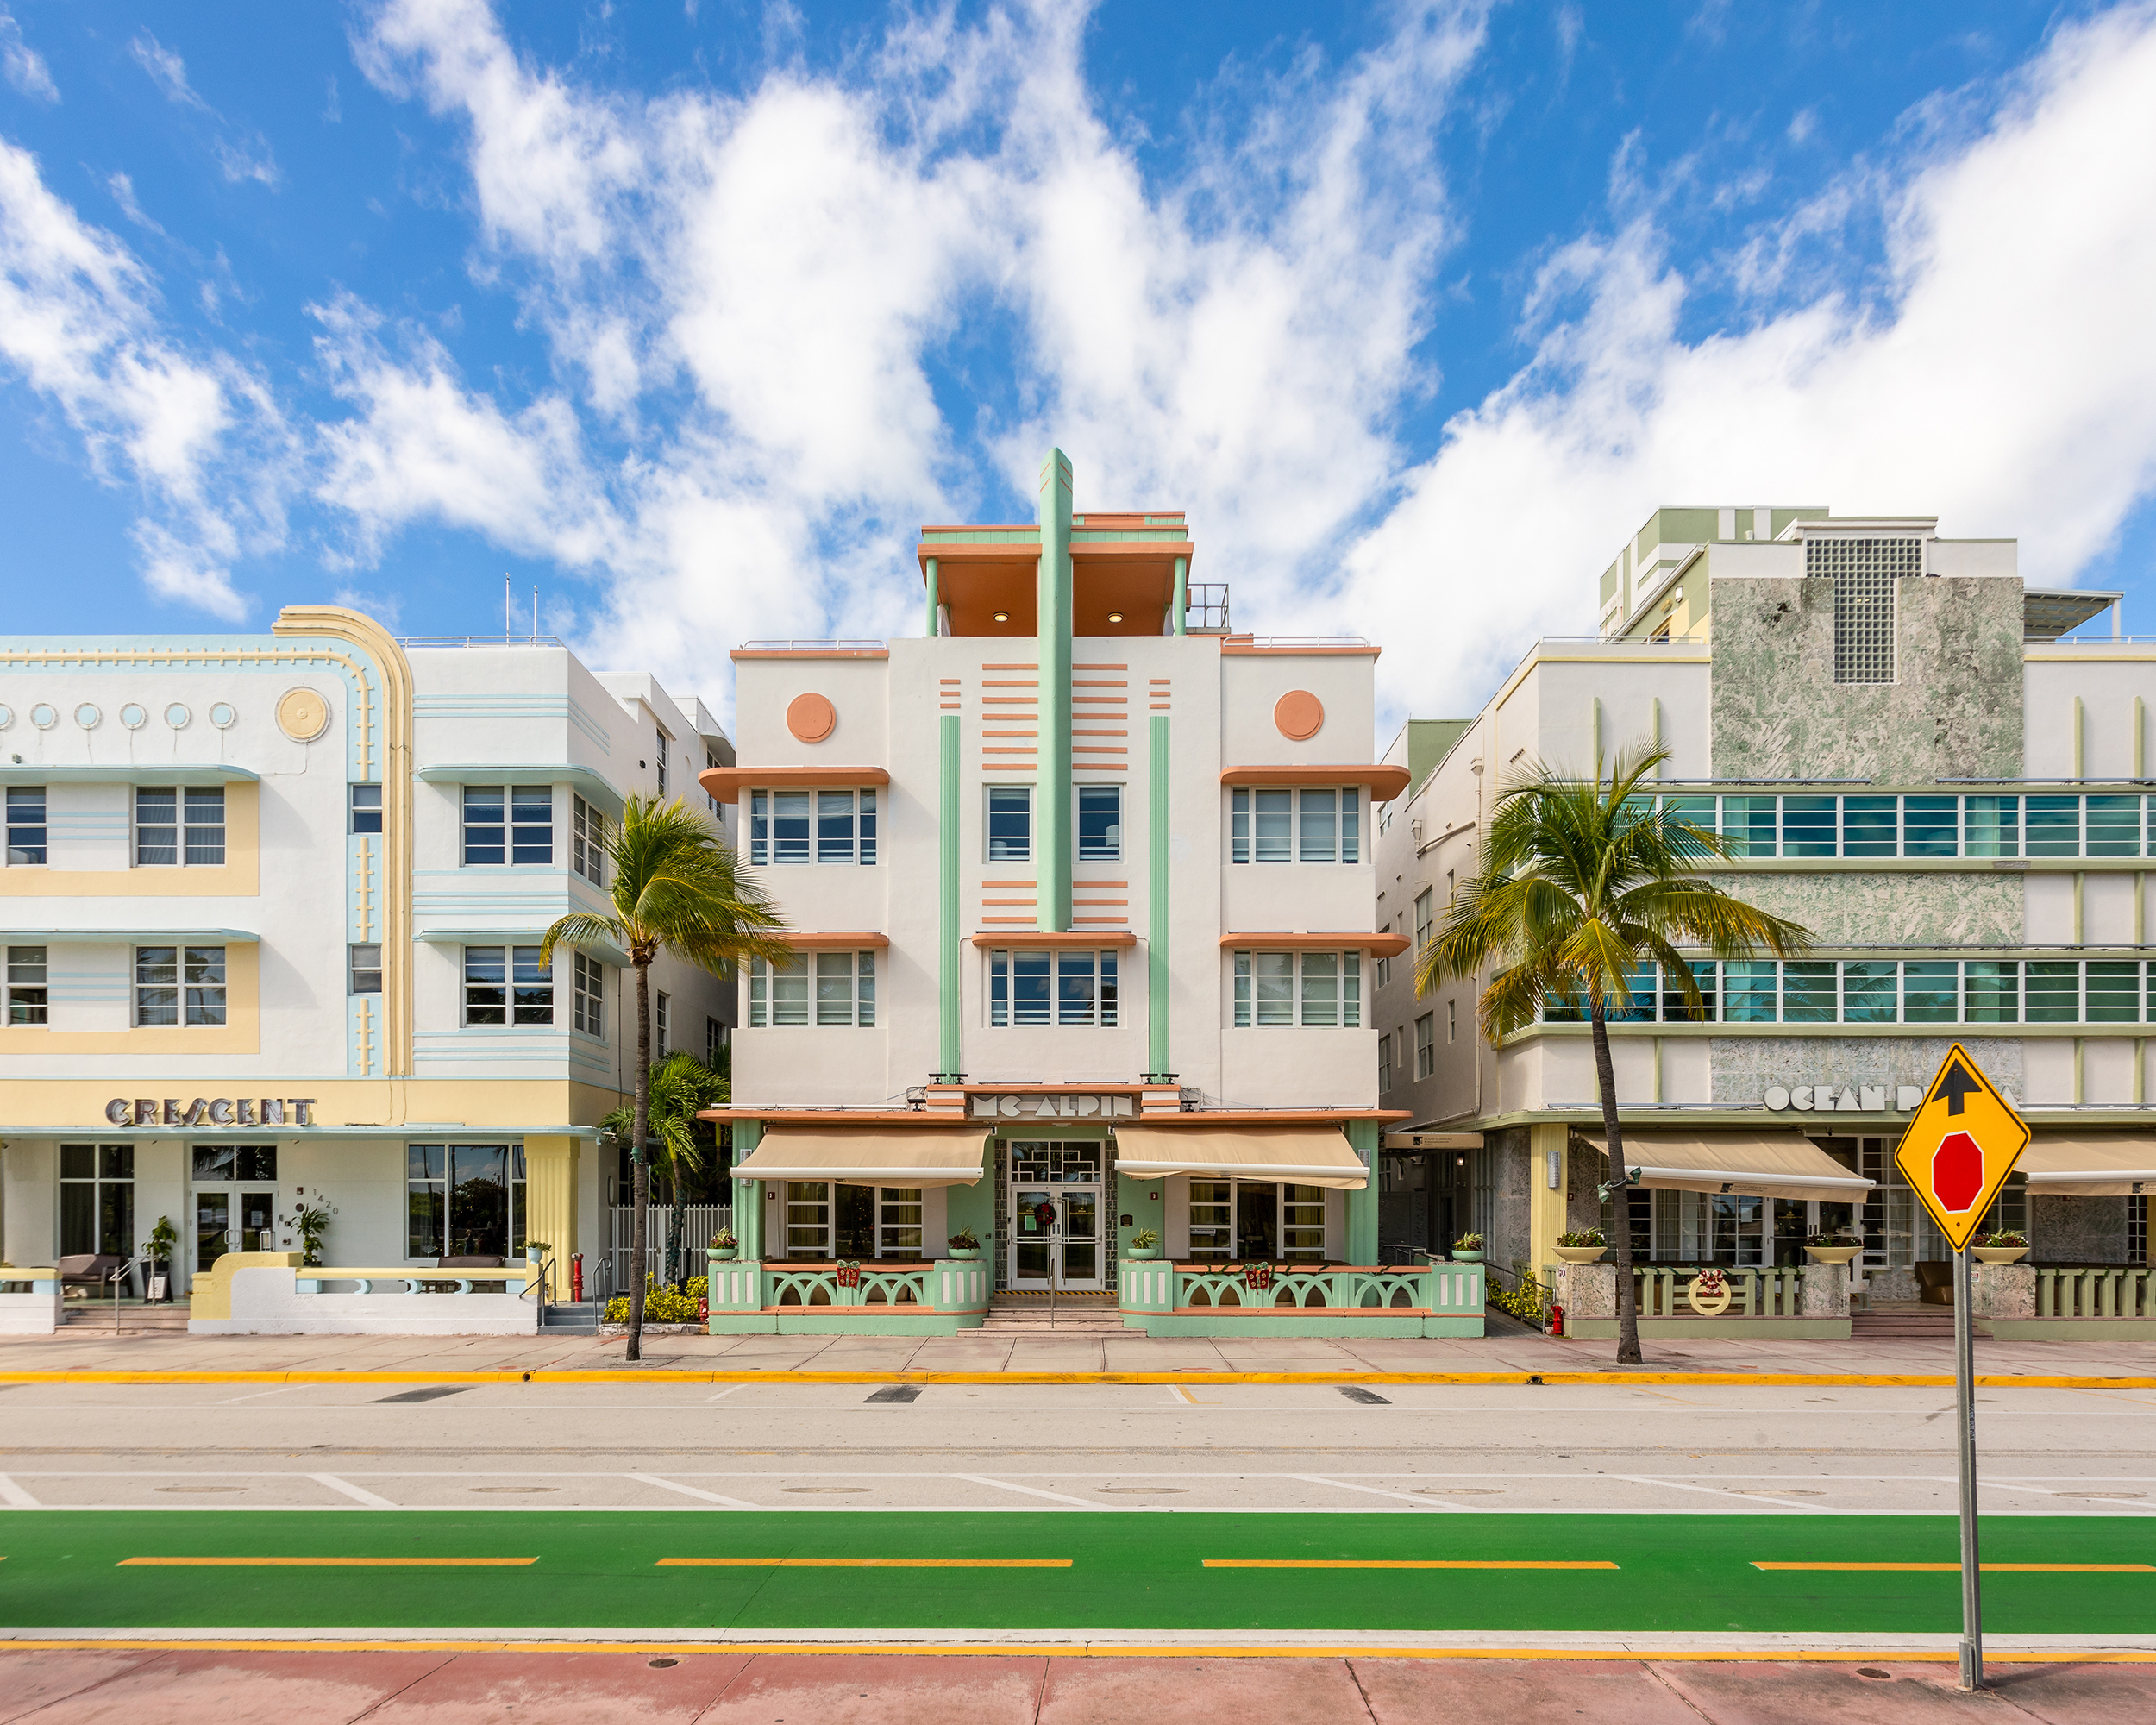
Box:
(736, 639), (887, 652)
(398, 635), (566, 649)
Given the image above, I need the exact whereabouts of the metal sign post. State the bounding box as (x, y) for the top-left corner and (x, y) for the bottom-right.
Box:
(1891, 1041), (2029, 1694)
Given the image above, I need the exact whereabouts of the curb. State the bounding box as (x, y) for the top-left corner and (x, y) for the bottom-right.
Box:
(0, 1369), (2152, 1388)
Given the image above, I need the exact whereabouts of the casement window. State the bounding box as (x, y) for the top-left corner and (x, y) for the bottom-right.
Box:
(464, 945), (552, 1026)
(6, 945), (48, 1024)
(1184, 1180), (1326, 1262)
(136, 787), (223, 866)
(462, 785), (552, 866)
(1414, 1012), (1435, 1079)
(407, 1143), (524, 1259)
(135, 945), (225, 1026)
(571, 794), (606, 886)
(784, 1181), (830, 1258)
(1231, 950), (1362, 1027)
(1447, 999), (1457, 1043)
(706, 1015), (725, 1065)
(747, 789), (877, 864)
(348, 944), (382, 995)
(350, 783), (383, 834)
(988, 948), (1119, 1027)
(1413, 888), (1434, 954)
(1377, 1032), (1392, 1093)
(987, 786), (1033, 862)
(1229, 787), (1361, 863)
(572, 951), (605, 1036)
(656, 730), (669, 797)
(1077, 785), (1122, 862)
(749, 953), (876, 1026)
(880, 1186), (924, 1257)
(656, 990), (671, 1053)
(4, 787), (45, 864)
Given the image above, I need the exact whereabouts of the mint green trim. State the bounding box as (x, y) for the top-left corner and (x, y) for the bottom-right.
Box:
(1171, 555), (1188, 636)
(1567, 1318), (1852, 1339)
(939, 714), (962, 1074)
(924, 555), (940, 637)
(731, 1120), (763, 1259)
(1148, 715), (1171, 1075)
(1071, 529), (1188, 543)
(1520, 1023), (2156, 1040)
(918, 528), (1038, 544)
(1984, 1319), (2156, 1339)
(1036, 448), (1073, 932)
(1344, 1118), (1380, 1264)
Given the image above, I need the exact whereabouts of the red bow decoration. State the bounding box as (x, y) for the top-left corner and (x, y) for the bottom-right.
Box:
(836, 1261), (862, 1289)
(1242, 1262), (1274, 1291)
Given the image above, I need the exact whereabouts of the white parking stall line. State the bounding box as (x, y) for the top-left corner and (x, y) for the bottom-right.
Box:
(1606, 1475), (1839, 1511)
(624, 1474), (764, 1509)
(1979, 1481), (2156, 1511)
(0, 1474), (41, 1509)
(216, 1386), (302, 1405)
(1284, 1474), (1474, 1510)
(950, 1474), (1108, 1509)
(705, 1385), (749, 1402)
(307, 1472), (399, 1509)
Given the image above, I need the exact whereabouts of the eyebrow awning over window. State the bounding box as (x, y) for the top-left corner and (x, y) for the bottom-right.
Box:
(1576, 1130), (1874, 1202)
(730, 1126), (990, 1188)
(1111, 1125), (1369, 1190)
(2016, 1136), (2156, 1197)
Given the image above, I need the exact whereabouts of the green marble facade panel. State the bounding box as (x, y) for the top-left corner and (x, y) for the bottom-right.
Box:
(1708, 1034), (2025, 1106)
(1727, 869), (2022, 946)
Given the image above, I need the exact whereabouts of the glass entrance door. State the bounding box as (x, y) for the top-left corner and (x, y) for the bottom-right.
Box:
(192, 1145), (280, 1272)
(1007, 1141), (1104, 1291)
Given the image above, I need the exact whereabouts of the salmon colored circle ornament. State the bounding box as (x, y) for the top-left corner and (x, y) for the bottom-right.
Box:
(787, 693), (837, 744)
(1274, 689), (1325, 742)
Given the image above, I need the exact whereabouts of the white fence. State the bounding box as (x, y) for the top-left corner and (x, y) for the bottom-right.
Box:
(602, 1204), (731, 1298)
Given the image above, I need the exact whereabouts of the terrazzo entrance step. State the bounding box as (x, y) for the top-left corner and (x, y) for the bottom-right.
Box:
(1851, 1306), (1955, 1339)
(60, 1304), (189, 1330)
(982, 1296), (1125, 1332)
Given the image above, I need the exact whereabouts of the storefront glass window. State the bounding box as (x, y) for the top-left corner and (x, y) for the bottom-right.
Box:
(406, 1144), (523, 1259)
(60, 1143), (133, 1258)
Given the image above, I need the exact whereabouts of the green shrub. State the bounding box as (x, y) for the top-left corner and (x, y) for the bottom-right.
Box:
(603, 1283), (705, 1324)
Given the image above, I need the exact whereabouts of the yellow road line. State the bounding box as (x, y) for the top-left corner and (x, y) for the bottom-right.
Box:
(1203, 1559), (1619, 1571)
(1752, 1562), (2155, 1573)
(118, 1557), (538, 1568)
(5, 1369), (2153, 1389)
(2, 1638), (2153, 1662)
(658, 1558), (1072, 1569)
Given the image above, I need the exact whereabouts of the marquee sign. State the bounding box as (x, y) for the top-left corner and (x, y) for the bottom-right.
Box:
(969, 1094), (1138, 1120)
(1764, 1084), (1925, 1114)
(104, 1097), (320, 1127)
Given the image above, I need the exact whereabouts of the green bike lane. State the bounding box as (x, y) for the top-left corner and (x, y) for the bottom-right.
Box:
(0, 1513), (2149, 1635)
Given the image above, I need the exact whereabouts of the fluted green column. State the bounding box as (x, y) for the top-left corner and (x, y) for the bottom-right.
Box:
(1037, 449), (1074, 931)
(938, 712), (962, 1077)
(731, 1120), (763, 1258)
(924, 555), (940, 637)
(1148, 714), (1171, 1076)
(1171, 555), (1188, 636)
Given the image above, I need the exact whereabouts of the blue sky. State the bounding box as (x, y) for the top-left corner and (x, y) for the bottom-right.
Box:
(3, 1), (2154, 725)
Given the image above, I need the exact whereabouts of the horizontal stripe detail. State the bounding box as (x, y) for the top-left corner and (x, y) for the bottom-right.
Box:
(120, 1557), (539, 1568)
(1752, 1562), (2156, 1573)
(1203, 1560), (1618, 1571)
(658, 1558), (1073, 1569)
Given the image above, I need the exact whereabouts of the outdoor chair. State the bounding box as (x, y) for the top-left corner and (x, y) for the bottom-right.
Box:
(55, 1254), (130, 1299)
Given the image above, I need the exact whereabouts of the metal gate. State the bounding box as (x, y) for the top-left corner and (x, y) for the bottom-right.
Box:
(601, 1204), (731, 1298)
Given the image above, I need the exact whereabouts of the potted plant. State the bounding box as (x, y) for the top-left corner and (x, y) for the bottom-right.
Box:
(142, 1216), (179, 1302)
(1972, 1230), (2029, 1264)
(1553, 1228), (1607, 1264)
(1804, 1230), (1863, 1266)
(1451, 1233), (1485, 1264)
(1125, 1227), (1161, 1261)
(946, 1229), (981, 1262)
(525, 1239), (550, 1267)
(708, 1229), (738, 1263)
(278, 1195), (337, 1268)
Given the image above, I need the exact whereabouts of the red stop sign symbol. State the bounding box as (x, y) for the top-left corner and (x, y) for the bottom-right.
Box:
(1932, 1130), (1984, 1211)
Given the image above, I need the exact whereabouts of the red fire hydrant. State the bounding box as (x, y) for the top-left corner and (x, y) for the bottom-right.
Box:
(571, 1252), (584, 1302)
(1550, 1302), (1565, 1338)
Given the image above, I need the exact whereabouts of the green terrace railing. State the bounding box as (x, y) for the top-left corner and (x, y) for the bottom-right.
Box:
(1628, 1265), (1807, 1319)
(1118, 1261), (1485, 1318)
(1627, 790), (2156, 861)
(1543, 957), (2156, 1026)
(2035, 1266), (2154, 1319)
(705, 1260), (993, 1318)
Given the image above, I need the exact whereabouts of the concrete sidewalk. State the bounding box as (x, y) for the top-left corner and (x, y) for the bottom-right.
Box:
(1, 1646), (2148, 1723)
(2, 1324), (2151, 1381)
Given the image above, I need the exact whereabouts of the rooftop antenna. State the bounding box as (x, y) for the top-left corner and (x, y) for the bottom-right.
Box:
(532, 585), (539, 640)
(504, 574), (511, 637)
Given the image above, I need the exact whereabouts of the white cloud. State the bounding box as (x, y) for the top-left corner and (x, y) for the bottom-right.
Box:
(1338, 2), (2156, 721)
(0, 138), (289, 620)
(129, 28), (282, 187)
(129, 30), (207, 111)
(1, 5), (57, 103)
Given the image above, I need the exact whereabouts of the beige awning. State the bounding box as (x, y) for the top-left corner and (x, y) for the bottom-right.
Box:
(731, 1126), (988, 1189)
(1578, 1130), (1873, 1202)
(1112, 1125), (1369, 1190)
(2019, 1136), (2156, 1198)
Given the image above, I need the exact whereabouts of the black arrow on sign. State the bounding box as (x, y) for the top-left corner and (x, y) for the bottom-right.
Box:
(1934, 1059), (1982, 1116)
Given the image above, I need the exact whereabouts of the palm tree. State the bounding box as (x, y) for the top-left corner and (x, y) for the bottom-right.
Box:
(1416, 743), (1808, 1364)
(543, 795), (787, 1360)
(601, 1051), (729, 1291)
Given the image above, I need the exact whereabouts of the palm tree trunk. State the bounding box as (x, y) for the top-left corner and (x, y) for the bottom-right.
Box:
(1590, 1003), (1644, 1365)
(629, 959), (652, 1361)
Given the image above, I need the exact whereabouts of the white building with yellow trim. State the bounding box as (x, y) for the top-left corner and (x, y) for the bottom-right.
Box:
(1, 608), (732, 1303)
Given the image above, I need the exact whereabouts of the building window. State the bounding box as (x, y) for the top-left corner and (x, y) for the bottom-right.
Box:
(7, 786), (47, 863)
(749, 956), (806, 1026)
(1413, 888), (1434, 954)
(136, 787), (224, 866)
(1231, 950), (1362, 1026)
(462, 785), (551, 866)
(988, 948), (1118, 1026)
(1378, 1032), (1392, 1093)
(1183, 1180), (1326, 1261)
(60, 1143), (133, 1257)
(656, 729), (670, 797)
(350, 783), (383, 834)
(406, 1142), (524, 1259)
(707, 1014), (725, 1065)
(1230, 787), (1361, 863)
(987, 786), (1033, 862)
(706, 750), (722, 818)
(135, 945), (225, 1026)
(1078, 785), (1122, 862)
(464, 946), (552, 1026)
(880, 1186), (924, 1257)
(655, 989), (671, 1054)
(573, 951), (605, 1036)
(748, 952), (875, 1029)
(6, 945), (47, 1025)
(349, 944), (382, 995)
(1414, 1012), (1435, 1079)
(1447, 998), (1457, 1043)
(571, 794), (606, 886)
(784, 1181), (830, 1258)
(748, 789), (876, 865)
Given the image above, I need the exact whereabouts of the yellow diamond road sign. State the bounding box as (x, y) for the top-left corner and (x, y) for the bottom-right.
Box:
(1891, 1042), (2030, 1252)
